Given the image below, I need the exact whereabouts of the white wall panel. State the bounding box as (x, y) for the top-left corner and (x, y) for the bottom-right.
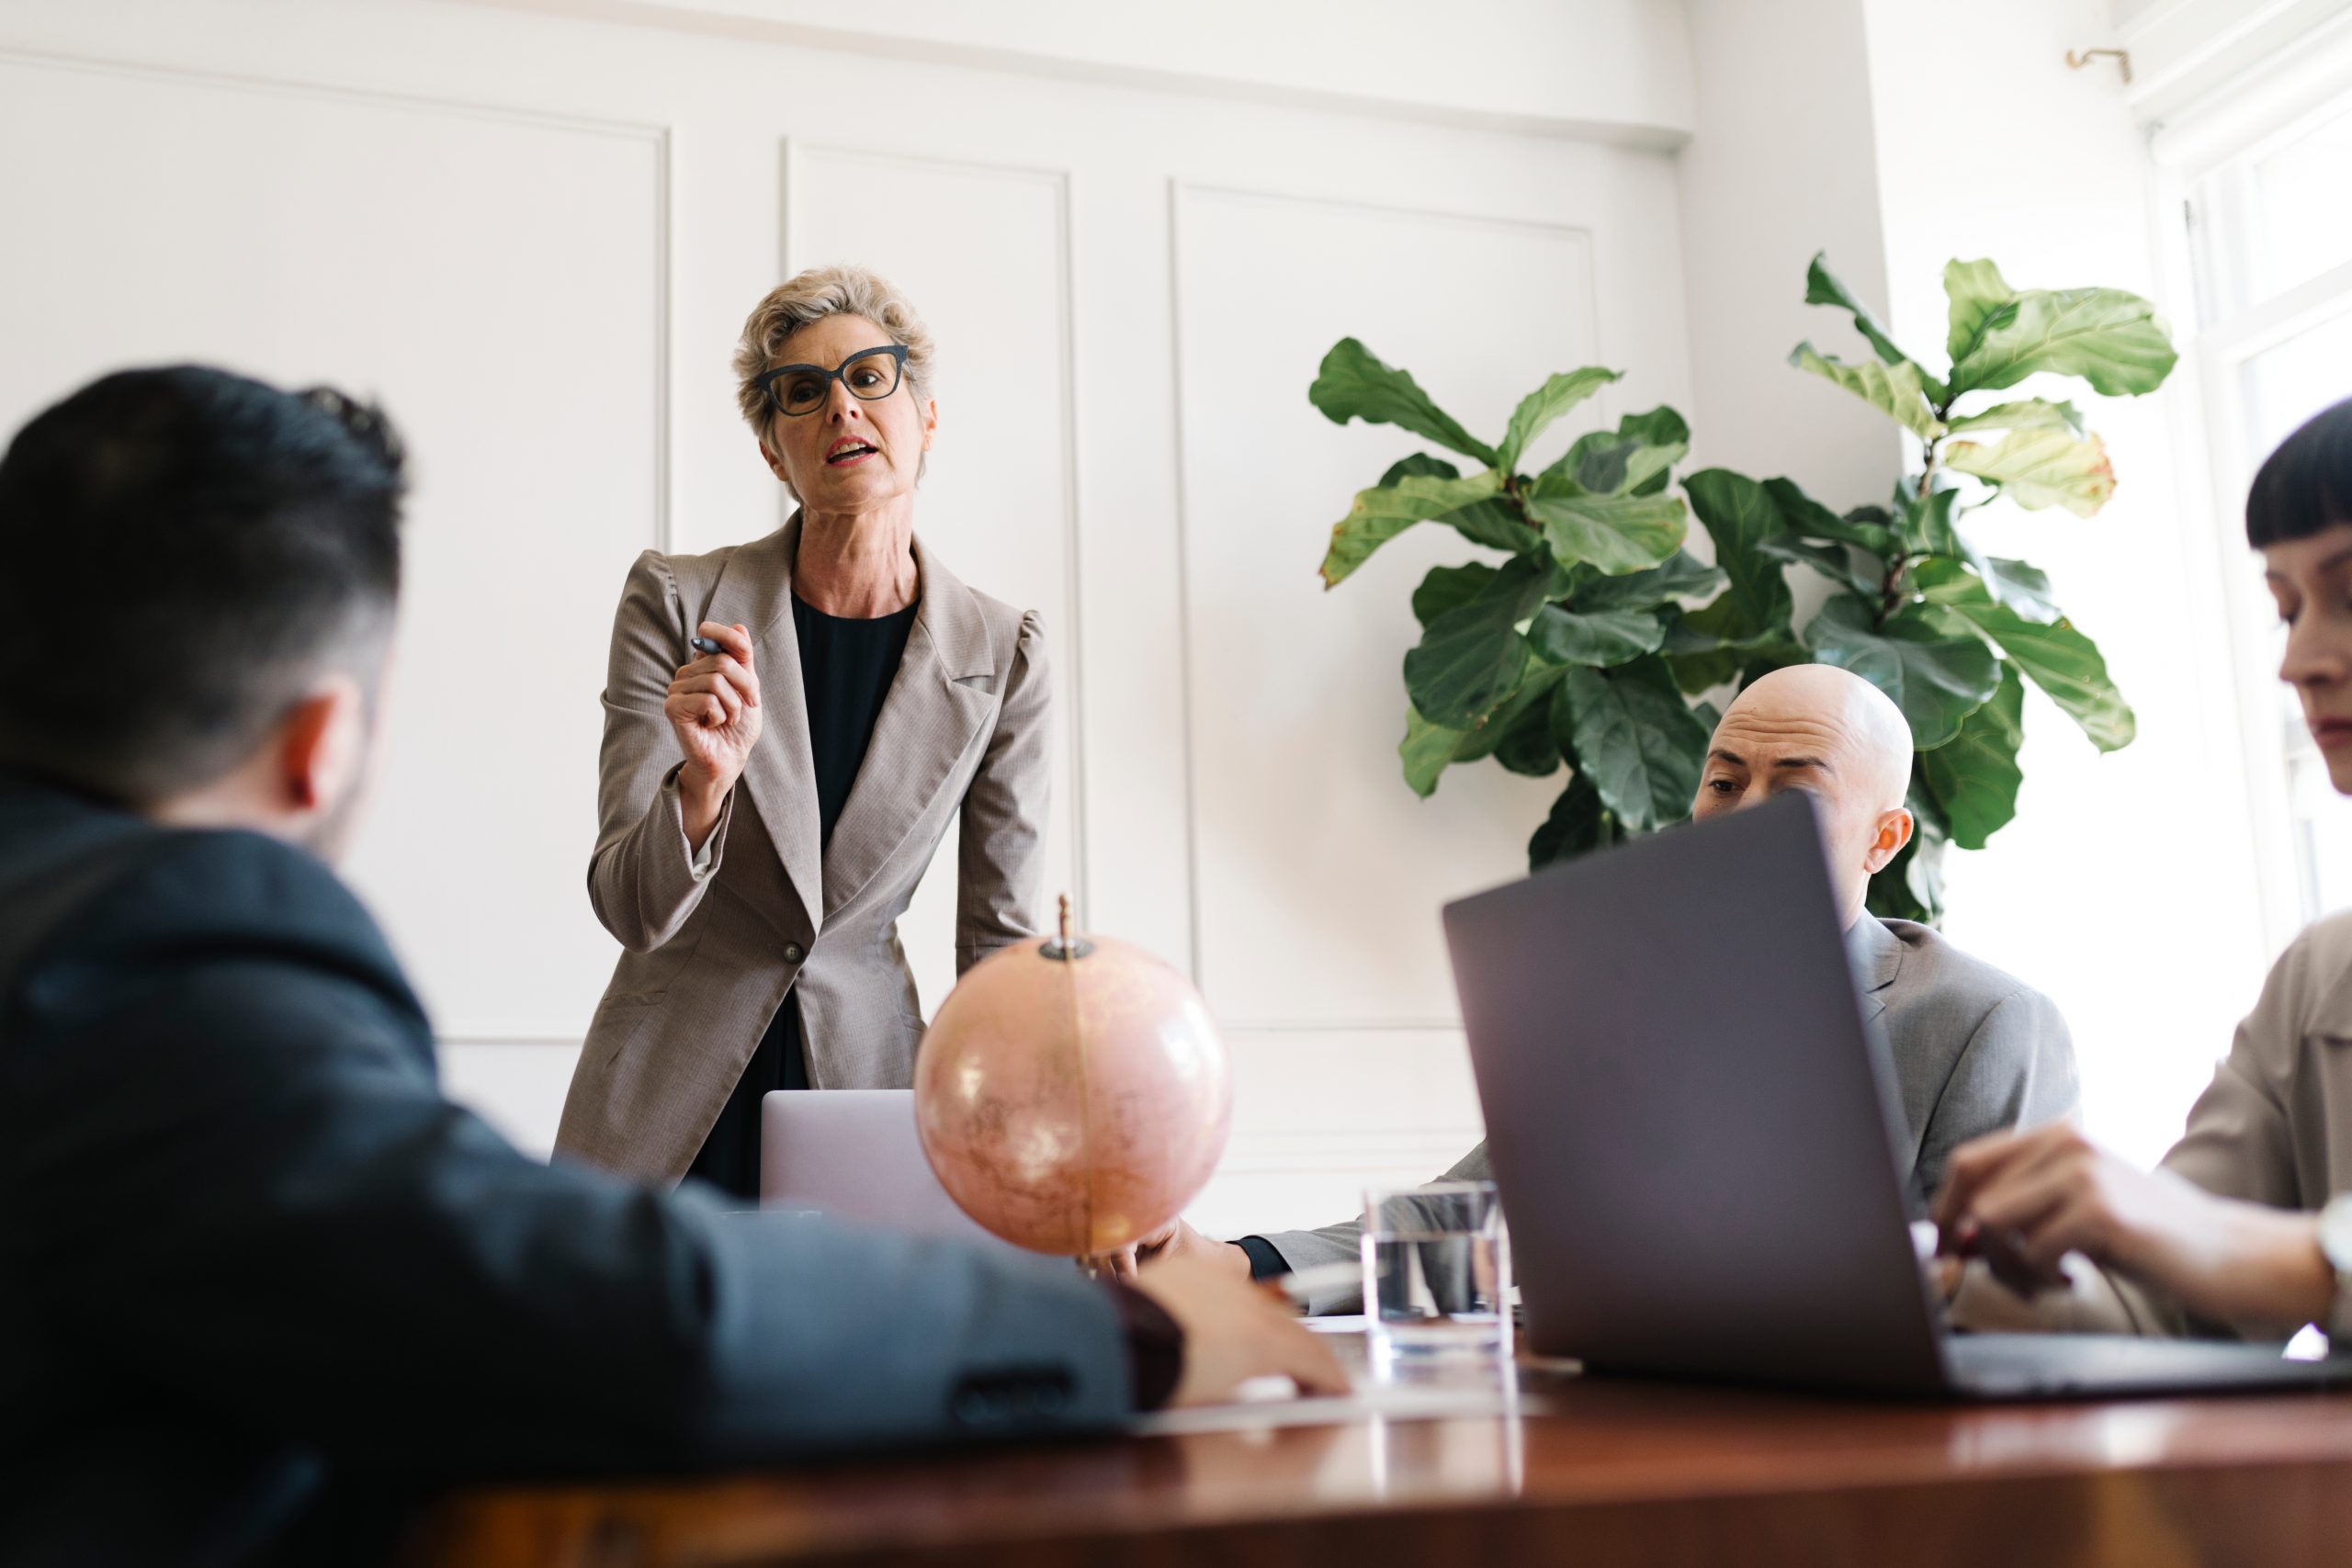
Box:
(784, 145), (1082, 1019)
(0, 52), (664, 1043)
(1183, 1027), (1484, 1237)
(1173, 185), (1600, 1028)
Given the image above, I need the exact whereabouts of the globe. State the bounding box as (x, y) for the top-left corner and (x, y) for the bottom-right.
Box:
(913, 901), (1233, 1259)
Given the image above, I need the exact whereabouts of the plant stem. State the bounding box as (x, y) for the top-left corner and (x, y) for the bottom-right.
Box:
(1876, 427), (1951, 624)
(1878, 552), (1911, 627)
(1916, 431), (1943, 503)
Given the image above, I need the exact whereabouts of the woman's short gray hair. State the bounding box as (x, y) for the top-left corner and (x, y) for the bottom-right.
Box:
(731, 265), (936, 449)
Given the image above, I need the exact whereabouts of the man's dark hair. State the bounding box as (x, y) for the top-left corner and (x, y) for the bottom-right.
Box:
(2247, 396), (2352, 548)
(0, 365), (405, 803)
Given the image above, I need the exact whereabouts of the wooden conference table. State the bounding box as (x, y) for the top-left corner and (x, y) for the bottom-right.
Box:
(405, 1328), (2352, 1567)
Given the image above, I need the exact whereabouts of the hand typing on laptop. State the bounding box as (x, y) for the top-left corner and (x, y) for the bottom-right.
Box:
(1934, 1124), (2335, 1335)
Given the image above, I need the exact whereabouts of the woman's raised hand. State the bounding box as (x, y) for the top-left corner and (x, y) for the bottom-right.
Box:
(667, 621), (762, 850)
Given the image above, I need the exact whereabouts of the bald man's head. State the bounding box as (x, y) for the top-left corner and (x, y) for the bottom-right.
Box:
(1690, 664), (1916, 928)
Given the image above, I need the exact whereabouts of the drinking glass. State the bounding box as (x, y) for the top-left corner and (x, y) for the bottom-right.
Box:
(1360, 1179), (1510, 1362)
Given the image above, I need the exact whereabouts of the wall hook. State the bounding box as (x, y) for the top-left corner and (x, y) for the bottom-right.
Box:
(2066, 47), (2133, 85)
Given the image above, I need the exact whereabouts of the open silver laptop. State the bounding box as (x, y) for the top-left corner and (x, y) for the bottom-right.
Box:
(1443, 790), (2352, 1399)
(760, 1089), (1030, 1260)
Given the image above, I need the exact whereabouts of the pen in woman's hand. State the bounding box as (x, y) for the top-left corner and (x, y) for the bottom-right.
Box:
(690, 636), (723, 656)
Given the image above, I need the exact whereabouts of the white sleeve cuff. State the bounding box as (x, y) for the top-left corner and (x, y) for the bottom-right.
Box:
(666, 765), (729, 881)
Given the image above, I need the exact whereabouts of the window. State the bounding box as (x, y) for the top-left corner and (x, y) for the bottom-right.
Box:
(2177, 67), (2352, 928)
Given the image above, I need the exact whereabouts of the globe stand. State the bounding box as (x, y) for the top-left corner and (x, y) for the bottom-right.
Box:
(1044, 895), (1107, 1280)
(1039, 894), (1093, 963)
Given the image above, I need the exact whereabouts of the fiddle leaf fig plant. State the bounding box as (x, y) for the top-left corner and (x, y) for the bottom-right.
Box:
(1757, 253), (2173, 919)
(1316, 252), (2177, 923)
(1313, 341), (1715, 858)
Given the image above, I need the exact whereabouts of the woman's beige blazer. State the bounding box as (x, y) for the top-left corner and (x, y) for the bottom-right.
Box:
(554, 518), (1050, 1184)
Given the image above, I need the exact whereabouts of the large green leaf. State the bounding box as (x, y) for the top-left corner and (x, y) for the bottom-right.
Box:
(1437, 493), (1535, 553)
(1945, 427), (2117, 516)
(1543, 415), (1693, 495)
(1960, 604), (2134, 751)
(1403, 557), (1550, 727)
(1982, 556), (2061, 620)
(1764, 477), (1896, 556)
(1553, 656), (1712, 832)
(1805, 252), (1947, 403)
(1400, 677), (1571, 795)
(1548, 406), (1691, 498)
(1911, 560), (2134, 750)
(1526, 603), (1664, 667)
(1376, 453), (1532, 557)
(1498, 367), (1619, 473)
(1757, 536), (1880, 599)
(1308, 338), (1498, 465)
(1572, 549), (1724, 614)
(1894, 483), (1965, 558)
(1521, 475), (1686, 576)
(1399, 705), (1464, 797)
(1489, 686), (1566, 775)
(1411, 561), (1498, 627)
(1944, 257), (2015, 368)
(1945, 399), (2086, 435)
(1917, 663), (2025, 850)
(1661, 600), (1805, 694)
(1564, 407), (1690, 491)
(1454, 665), (1567, 765)
(1682, 468), (1793, 637)
(1909, 554), (2060, 624)
(1528, 772), (1616, 871)
(1803, 593), (2001, 748)
(1791, 344), (1947, 440)
(1944, 267), (2178, 399)
(1319, 467), (1505, 587)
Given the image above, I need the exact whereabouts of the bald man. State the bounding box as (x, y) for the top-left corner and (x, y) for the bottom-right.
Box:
(1126, 665), (2081, 1312)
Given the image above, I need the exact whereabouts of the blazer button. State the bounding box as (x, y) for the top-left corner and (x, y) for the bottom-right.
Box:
(783, 942), (807, 964)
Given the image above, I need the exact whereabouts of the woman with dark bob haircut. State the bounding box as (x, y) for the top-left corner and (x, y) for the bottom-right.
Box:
(1933, 396), (2352, 1339)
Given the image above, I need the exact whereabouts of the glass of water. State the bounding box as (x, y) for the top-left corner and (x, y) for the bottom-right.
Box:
(1361, 1179), (1510, 1362)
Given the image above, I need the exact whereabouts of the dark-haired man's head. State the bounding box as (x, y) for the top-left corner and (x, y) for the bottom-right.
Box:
(0, 365), (405, 857)
(2252, 397), (2352, 795)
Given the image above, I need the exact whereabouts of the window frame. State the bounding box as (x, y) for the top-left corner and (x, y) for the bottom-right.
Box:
(2149, 17), (2352, 952)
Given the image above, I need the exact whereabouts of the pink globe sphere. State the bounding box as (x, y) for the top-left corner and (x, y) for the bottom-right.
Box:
(913, 924), (1232, 1258)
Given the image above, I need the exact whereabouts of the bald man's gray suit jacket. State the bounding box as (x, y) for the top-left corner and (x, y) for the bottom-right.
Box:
(1261, 917), (2082, 1314)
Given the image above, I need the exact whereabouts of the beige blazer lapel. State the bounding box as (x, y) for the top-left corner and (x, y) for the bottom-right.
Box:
(820, 536), (994, 918)
(704, 518), (825, 929)
(1845, 915), (1905, 1024)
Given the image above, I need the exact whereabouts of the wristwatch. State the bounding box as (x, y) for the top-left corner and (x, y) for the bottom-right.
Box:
(2314, 1192), (2352, 1337)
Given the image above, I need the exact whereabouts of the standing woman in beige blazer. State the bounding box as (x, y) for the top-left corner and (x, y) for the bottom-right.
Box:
(555, 265), (1051, 1196)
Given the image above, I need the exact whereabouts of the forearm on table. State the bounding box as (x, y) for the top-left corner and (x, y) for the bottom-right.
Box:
(2133, 1200), (2331, 1335)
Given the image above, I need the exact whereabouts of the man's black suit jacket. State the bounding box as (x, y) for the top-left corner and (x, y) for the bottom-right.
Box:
(0, 774), (1134, 1565)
